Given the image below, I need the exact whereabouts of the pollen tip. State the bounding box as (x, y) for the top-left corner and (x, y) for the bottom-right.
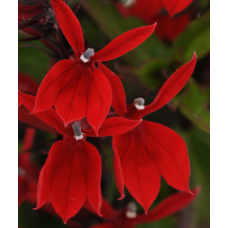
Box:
(134, 97), (145, 110)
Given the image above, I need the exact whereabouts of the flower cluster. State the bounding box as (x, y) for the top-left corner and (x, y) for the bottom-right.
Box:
(19, 0), (198, 225)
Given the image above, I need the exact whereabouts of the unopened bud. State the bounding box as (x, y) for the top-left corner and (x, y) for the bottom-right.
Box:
(134, 98), (145, 110)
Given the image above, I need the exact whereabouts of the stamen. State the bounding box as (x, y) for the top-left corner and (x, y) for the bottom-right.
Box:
(80, 48), (95, 63)
(134, 97), (145, 110)
(72, 122), (84, 140)
(121, 0), (136, 7)
(126, 202), (137, 218)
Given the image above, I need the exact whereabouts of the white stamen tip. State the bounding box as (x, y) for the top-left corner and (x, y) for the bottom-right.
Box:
(80, 48), (95, 63)
(126, 202), (137, 219)
(80, 55), (89, 63)
(134, 97), (145, 110)
(122, 0), (136, 7)
(126, 211), (137, 218)
(74, 134), (84, 140)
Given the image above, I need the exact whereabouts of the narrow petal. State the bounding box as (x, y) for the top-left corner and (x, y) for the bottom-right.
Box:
(35, 140), (69, 210)
(18, 91), (66, 135)
(142, 121), (191, 193)
(132, 187), (200, 224)
(92, 24), (157, 62)
(55, 66), (88, 126)
(18, 72), (39, 94)
(139, 52), (197, 118)
(163, 0), (194, 17)
(77, 141), (102, 215)
(84, 117), (142, 137)
(113, 129), (161, 213)
(51, 140), (87, 223)
(98, 62), (127, 116)
(32, 60), (77, 113)
(87, 68), (112, 135)
(51, 0), (84, 58)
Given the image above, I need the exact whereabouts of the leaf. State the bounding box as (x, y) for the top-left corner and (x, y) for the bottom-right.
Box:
(171, 11), (210, 61)
(173, 79), (210, 134)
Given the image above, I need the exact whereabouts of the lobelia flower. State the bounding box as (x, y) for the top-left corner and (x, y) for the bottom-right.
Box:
(32, 0), (156, 135)
(117, 0), (194, 18)
(18, 91), (142, 223)
(85, 53), (197, 212)
(87, 187), (200, 228)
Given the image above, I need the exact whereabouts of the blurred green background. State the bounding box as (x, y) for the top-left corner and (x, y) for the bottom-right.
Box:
(18, 0), (210, 227)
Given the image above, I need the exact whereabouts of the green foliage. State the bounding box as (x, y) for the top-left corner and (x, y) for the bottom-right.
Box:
(171, 12), (210, 61)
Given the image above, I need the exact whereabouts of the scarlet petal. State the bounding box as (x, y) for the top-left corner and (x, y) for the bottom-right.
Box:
(140, 52), (197, 117)
(18, 72), (39, 94)
(92, 24), (157, 62)
(84, 117), (142, 137)
(132, 187), (200, 224)
(113, 129), (161, 213)
(33, 60), (77, 113)
(87, 69), (112, 135)
(55, 66), (88, 126)
(35, 140), (69, 210)
(163, 0), (194, 17)
(77, 141), (102, 215)
(51, 0), (84, 58)
(51, 141), (87, 223)
(90, 224), (115, 228)
(98, 63), (127, 116)
(18, 91), (65, 135)
(142, 121), (191, 193)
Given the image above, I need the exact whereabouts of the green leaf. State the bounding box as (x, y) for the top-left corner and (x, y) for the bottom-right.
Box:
(173, 79), (210, 134)
(81, 0), (170, 66)
(171, 12), (210, 61)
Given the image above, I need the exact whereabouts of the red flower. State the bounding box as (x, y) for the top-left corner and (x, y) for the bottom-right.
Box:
(86, 53), (197, 212)
(116, 0), (194, 18)
(87, 187), (200, 228)
(32, 0), (156, 134)
(19, 91), (142, 223)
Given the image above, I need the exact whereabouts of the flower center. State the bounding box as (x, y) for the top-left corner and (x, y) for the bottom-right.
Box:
(134, 97), (145, 110)
(126, 202), (137, 218)
(80, 48), (95, 63)
(72, 122), (84, 140)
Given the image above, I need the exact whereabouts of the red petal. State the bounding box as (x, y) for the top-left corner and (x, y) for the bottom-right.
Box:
(142, 121), (191, 193)
(19, 91), (66, 135)
(98, 63), (127, 116)
(35, 140), (69, 210)
(77, 141), (102, 215)
(55, 66), (88, 126)
(84, 117), (142, 137)
(18, 105), (57, 134)
(139, 52), (197, 118)
(18, 72), (39, 94)
(113, 129), (161, 213)
(87, 68), (112, 135)
(50, 140), (87, 223)
(132, 187), (200, 224)
(51, 0), (84, 58)
(32, 60), (77, 113)
(90, 224), (115, 228)
(113, 148), (125, 200)
(163, 0), (194, 17)
(92, 24), (157, 62)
